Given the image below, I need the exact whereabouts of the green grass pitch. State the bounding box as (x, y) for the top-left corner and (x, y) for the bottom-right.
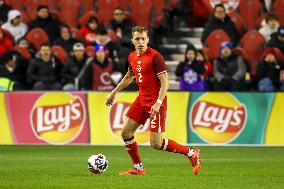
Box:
(0, 145), (283, 189)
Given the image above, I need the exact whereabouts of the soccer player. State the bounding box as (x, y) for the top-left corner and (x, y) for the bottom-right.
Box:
(106, 26), (201, 175)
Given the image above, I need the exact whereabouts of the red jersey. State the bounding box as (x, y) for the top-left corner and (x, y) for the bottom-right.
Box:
(128, 47), (167, 107)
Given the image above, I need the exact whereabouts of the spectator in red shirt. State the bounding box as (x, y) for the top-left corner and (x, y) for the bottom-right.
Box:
(0, 28), (14, 57)
(80, 16), (100, 45)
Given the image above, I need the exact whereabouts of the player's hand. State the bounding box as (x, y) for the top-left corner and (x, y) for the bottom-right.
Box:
(150, 102), (161, 119)
(106, 92), (116, 106)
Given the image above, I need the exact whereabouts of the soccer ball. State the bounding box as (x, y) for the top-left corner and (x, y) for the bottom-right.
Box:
(88, 154), (108, 174)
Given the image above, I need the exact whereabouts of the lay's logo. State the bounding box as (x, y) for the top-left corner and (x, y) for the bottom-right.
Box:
(30, 93), (86, 144)
(190, 93), (247, 144)
(109, 102), (150, 144)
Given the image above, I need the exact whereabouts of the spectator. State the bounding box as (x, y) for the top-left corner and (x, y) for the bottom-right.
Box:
(90, 44), (121, 91)
(267, 25), (284, 53)
(0, 51), (28, 90)
(196, 49), (213, 90)
(213, 41), (247, 91)
(54, 25), (78, 54)
(61, 43), (92, 90)
(1, 10), (28, 43)
(256, 48), (284, 91)
(175, 43), (206, 91)
(17, 38), (35, 57)
(80, 16), (100, 45)
(29, 5), (61, 43)
(94, 27), (121, 67)
(107, 7), (134, 49)
(27, 43), (62, 90)
(259, 12), (279, 42)
(0, 0), (12, 25)
(201, 4), (239, 46)
(0, 28), (14, 56)
(196, 50), (213, 79)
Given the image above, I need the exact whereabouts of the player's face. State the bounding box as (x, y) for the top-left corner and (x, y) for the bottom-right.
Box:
(131, 31), (149, 54)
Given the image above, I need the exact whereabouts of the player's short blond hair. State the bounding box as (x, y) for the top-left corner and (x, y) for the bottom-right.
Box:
(132, 26), (148, 36)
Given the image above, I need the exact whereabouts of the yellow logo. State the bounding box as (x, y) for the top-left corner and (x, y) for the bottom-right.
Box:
(30, 93), (86, 144)
(190, 93), (247, 144)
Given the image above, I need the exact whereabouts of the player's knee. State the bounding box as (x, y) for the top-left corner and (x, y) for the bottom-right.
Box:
(150, 141), (162, 150)
(121, 129), (131, 140)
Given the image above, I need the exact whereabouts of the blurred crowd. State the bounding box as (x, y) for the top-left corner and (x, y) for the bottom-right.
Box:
(175, 0), (284, 92)
(0, 0), (284, 92)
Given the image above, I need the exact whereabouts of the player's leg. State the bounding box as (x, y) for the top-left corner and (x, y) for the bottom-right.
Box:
(119, 98), (148, 176)
(149, 107), (201, 175)
(119, 118), (146, 175)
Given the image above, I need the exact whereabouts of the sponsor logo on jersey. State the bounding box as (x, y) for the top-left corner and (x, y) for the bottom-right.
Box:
(190, 93), (247, 144)
(109, 102), (150, 143)
(30, 93), (86, 144)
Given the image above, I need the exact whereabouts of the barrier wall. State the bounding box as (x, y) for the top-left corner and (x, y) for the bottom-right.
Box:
(0, 92), (283, 145)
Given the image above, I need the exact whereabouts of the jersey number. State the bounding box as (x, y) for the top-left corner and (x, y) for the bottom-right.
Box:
(138, 73), (142, 83)
(150, 115), (157, 128)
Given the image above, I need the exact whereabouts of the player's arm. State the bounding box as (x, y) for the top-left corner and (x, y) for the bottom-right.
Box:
(150, 53), (168, 118)
(106, 69), (135, 106)
(157, 72), (169, 102)
(150, 72), (169, 118)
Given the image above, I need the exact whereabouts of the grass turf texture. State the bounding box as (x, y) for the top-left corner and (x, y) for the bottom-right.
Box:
(0, 146), (283, 189)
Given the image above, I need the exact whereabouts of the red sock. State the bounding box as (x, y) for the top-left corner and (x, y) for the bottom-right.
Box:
(160, 139), (189, 156)
(123, 136), (141, 164)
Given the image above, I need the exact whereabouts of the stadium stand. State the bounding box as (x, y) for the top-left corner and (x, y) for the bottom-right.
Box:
(205, 29), (230, 59)
(51, 45), (68, 64)
(273, 0), (284, 25)
(238, 0), (263, 30)
(240, 30), (266, 75)
(25, 28), (49, 50)
(96, 0), (119, 26)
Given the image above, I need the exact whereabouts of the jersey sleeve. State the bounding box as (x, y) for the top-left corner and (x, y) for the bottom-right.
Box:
(152, 53), (167, 75)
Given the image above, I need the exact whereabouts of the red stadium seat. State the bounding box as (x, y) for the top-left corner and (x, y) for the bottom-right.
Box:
(78, 11), (101, 28)
(46, 0), (58, 11)
(117, 0), (131, 10)
(239, 0), (262, 30)
(152, 0), (165, 27)
(71, 28), (84, 42)
(79, 0), (95, 13)
(130, 0), (152, 27)
(228, 11), (246, 36)
(205, 29), (231, 59)
(13, 46), (32, 60)
(233, 47), (250, 63)
(260, 47), (284, 62)
(273, 0), (284, 25)
(24, 0), (48, 20)
(25, 28), (49, 50)
(240, 30), (265, 74)
(51, 45), (68, 64)
(200, 47), (213, 61)
(58, 0), (81, 28)
(19, 10), (31, 24)
(96, 0), (119, 26)
(5, 0), (25, 10)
